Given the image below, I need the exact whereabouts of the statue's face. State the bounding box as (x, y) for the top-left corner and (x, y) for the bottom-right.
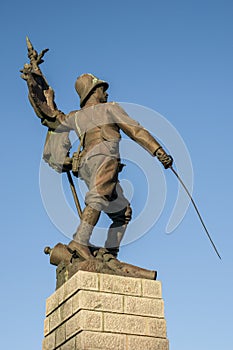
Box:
(94, 85), (108, 103)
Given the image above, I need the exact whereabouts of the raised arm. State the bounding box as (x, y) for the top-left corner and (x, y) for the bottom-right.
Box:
(20, 37), (66, 130)
(21, 38), (73, 172)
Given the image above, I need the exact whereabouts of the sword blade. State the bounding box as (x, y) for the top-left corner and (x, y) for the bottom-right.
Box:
(66, 171), (82, 219)
(170, 166), (221, 260)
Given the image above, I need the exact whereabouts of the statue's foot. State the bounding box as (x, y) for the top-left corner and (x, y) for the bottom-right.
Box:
(68, 241), (94, 260)
(105, 247), (119, 258)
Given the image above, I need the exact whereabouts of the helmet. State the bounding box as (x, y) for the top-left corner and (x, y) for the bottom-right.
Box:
(75, 73), (109, 107)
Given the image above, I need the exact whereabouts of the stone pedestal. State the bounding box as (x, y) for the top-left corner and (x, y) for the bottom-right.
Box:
(42, 270), (169, 350)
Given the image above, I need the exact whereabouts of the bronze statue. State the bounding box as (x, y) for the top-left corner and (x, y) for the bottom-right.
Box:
(21, 38), (173, 262)
(21, 39), (221, 286)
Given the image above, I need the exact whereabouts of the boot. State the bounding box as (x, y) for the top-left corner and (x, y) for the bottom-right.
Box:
(104, 224), (127, 258)
(68, 205), (100, 260)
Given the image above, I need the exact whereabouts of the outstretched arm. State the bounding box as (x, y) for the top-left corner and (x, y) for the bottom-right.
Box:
(110, 102), (173, 169)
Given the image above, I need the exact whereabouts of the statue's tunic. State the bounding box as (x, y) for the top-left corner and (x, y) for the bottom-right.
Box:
(60, 102), (161, 213)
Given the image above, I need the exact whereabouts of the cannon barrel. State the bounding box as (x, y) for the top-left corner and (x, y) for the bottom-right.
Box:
(44, 243), (157, 280)
(44, 243), (72, 266)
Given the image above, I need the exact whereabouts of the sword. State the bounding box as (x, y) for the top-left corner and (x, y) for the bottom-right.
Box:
(66, 171), (82, 219)
(170, 166), (221, 260)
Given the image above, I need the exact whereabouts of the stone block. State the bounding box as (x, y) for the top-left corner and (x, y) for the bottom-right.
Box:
(42, 331), (55, 350)
(56, 284), (65, 305)
(49, 307), (61, 332)
(45, 285), (65, 316)
(60, 297), (73, 323)
(127, 335), (169, 350)
(142, 279), (162, 298)
(104, 313), (166, 337)
(124, 295), (164, 317)
(65, 312), (81, 339)
(44, 317), (50, 336)
(72, 290), (123, 314)
(100, 274), (141, 296)
(104, 313), (146, 335)
(66, 310), (102, 339)
(46, 295), (72, 335)
(147, 318), (167, 338)
(45, 292), (58, 317)
(60, 336), (75, 350)
(64, 270), (99, 300)
(76, 330), (126, 350)
(55, 323), (66, 347)
(49, 308), (60, 332)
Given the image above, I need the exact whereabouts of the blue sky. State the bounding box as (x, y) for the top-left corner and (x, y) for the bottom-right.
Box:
(1, 1), (233, 349)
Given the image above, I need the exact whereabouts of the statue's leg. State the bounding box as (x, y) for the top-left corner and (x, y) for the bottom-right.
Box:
(105, 204), (132, 258)
(68, 205), (100, 260)
(68, 155), (112, 259)
(84, 156), (132, 257)
(70, 155), (129, 259)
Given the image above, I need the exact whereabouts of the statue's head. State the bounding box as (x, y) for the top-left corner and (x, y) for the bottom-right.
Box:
(75, 73), (109, 107)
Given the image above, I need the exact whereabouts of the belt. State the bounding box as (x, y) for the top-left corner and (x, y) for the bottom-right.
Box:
(84, 138), (103, 149)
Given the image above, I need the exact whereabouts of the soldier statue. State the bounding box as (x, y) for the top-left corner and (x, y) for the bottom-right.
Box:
(21, 39), (173, 262)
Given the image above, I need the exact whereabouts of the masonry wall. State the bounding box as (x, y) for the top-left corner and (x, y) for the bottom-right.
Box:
(42, 270), (169, 350)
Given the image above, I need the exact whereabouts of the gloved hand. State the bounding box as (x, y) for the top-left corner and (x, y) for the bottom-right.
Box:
(155, 147), (173, 169)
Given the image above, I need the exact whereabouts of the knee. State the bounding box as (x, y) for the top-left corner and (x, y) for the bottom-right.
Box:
(124, 204), (132, 224)
(108, 204), (132, 226)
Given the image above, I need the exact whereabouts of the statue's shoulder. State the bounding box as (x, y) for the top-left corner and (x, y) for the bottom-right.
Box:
(105, 102), (127, 116)
(66, 109), (80, 118)
(104, 101), (121, 111)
